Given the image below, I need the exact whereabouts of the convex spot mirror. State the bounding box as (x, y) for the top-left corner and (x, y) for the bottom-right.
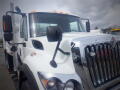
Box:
(46, 26), (62, 42)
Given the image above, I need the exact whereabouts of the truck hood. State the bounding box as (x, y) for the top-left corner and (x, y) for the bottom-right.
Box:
(31, 32), (105, 60)
(25, 32), (106, 74)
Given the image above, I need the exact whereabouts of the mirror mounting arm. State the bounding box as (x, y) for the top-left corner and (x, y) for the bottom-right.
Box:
(15, 43), (26, 47)
(8, 42), (26, 47)
(58, 48), (70, 55)
(6, 11), (26, 17)
(50, 41), (70, 68)
(50, 41), (61, 68)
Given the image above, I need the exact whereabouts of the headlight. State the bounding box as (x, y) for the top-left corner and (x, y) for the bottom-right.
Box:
(42, 77), (63, 90)
(38, 72), (81, 90)
(64, 81), (74, 90)
(71, 47), (82, 65)
(64, 80), (81, 90)
(38, 72), (63, 90)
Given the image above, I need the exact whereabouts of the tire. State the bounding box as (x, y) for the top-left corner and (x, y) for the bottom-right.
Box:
(20, 80), (32, 90)
(18, 66), (39, 90)
(4, 51), (14, 72)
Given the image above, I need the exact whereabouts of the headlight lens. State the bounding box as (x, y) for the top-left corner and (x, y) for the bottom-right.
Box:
(38, 72), (81, 90)
(47, 80), (55, 87)
(64, 80), (82, 90)
(38, 72), (63, 90)
(64, 81), (74, 90)
(41, 79), (56, 88)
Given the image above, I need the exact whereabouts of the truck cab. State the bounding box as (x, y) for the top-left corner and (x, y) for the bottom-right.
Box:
(2, 7), (120, 90)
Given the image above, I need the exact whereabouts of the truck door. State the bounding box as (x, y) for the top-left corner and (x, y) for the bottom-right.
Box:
(17, 16), (28, 64)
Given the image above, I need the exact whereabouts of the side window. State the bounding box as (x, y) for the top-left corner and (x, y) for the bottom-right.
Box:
(35, 23), (57, 37)
(20, 17), (28, 40)
(70, 21), (79, 32)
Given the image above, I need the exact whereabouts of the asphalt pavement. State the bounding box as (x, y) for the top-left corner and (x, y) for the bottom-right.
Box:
(0, 48), (16, 90)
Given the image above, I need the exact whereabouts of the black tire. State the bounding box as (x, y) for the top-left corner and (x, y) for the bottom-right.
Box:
(19, 65), (39, 90)
(4, 51), (14, 72)
(21, 80), (32, 90)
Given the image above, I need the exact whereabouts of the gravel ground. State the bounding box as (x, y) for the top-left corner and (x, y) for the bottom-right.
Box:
(0, 48), (5, 65)
(0, 48), (16, 90)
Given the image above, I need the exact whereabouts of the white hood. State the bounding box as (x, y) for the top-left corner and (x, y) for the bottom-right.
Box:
(24, 32), (106, 74)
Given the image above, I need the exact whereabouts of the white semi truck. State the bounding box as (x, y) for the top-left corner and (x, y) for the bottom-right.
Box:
(2, 4), (120, 90)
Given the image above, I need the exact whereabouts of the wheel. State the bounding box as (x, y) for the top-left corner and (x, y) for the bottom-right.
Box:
(20, 80), (32, 90)
(18, 65), (40, 90)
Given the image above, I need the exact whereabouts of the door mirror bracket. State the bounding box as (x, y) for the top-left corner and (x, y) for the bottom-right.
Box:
(8, 42), (26, 47)
(46, 26), (63, 68)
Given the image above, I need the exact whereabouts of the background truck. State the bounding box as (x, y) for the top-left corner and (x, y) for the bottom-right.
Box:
(2, 3), (120, 90)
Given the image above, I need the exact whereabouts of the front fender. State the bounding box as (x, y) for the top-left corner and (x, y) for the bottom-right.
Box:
(19, 64), (39, 90)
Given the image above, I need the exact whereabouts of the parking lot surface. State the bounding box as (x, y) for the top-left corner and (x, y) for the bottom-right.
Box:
(0, 48), (16, 90)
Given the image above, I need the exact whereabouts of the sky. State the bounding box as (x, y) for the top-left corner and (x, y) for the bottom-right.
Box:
(0, 0), (120, 38)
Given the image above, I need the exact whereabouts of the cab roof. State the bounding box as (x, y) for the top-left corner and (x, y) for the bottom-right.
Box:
(29, 12), (80, 18)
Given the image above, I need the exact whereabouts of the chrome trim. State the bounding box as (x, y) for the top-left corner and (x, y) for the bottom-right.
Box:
(72, 34), (120, 90)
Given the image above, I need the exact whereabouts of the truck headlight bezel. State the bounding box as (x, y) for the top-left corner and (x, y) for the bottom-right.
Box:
(71, 47), (82, 65)
(38, 72), (81, 90)
(64, 80), (74, 90)
(64, 79), (81, 90)
(38, 72), (63, 90)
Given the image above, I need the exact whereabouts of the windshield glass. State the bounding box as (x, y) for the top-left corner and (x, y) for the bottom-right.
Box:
(29, 12), (85, 37)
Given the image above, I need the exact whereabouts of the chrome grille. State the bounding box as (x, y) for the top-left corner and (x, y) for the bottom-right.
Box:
(85, 42), (120, 87)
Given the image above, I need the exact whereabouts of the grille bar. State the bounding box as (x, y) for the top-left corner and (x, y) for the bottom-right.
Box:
(85, 42), (120, 87)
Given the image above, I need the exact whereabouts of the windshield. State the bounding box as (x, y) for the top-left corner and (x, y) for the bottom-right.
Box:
(29, 12), (85, 37)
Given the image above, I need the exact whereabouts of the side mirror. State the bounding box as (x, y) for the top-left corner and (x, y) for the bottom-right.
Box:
(3, 15), (13, 41)
(46, 26), (62, 68)
(3, 15), (12, 32)
(86, 21), (90, 32)
(46, 26), (62, 42)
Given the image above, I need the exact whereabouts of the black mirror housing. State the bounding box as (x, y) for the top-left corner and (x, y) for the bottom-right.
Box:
(4, 32), (13, 41)
(47, 26), (62, 42)
(86, 21), (90, 32)
(3, 15), (13, 41)
(3, 15), (12, 32)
